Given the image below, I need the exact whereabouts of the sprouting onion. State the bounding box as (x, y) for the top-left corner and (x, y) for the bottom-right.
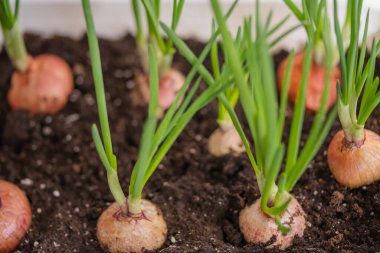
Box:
(0, 180), (32, 253)
(277, 0), (351, 112)
(0, 0), (73, 114)
(207, 20), (245, 157)
(208, 14), (300, 157)
(82, 0), (234, 252)
(327, 0), (380, 188)
(132, 0), (186, 110)
(207, 0), (337, 248)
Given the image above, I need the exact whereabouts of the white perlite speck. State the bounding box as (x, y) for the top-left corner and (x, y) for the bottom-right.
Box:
(21, 178), (33, 186)
(53, 190), (60, 197)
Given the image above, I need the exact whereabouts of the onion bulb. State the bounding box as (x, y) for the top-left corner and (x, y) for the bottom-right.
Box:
(97, 199), (167, 253)
(8, 54), (74, 114)
(327, 129), (380, 188)
(134, 68), (185, 110)
(277, 51), (340, 112)
(0, 180), (32, 253)
(239, 196), (305, 249)
(208, 126), (244, 157)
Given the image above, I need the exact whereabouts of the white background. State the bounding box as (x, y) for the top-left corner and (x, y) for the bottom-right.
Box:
(1, 0), (380, 50)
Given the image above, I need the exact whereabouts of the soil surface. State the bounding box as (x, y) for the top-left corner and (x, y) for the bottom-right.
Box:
(0, 34), (379, 253)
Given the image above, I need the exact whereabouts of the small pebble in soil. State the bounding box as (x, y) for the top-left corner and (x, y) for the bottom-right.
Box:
(69, 89), (81, 102)
(84, 94), (95, 106)
(44, 116), (53, 124)
(73, 63), (85, 75)
(126, 80), (134, 89)
(113, 98), (122, 107)
(42, 126), (52, 136)
(65, 134), (72, 142)
(330, 191), (344, 207)
(40, 183), (46, 189)
(53, 190), (60, 197)
(33, 241), (39, 247)
(37, 208), (42, 214)
(76, 76), (84, 85)
(65, 114), (80, 125)
(72, 164), (81, 173)
(21, 178), (33, 186)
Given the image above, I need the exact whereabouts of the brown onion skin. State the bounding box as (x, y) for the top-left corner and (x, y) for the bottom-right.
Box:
(134, 68), (185, 110)
(8, 54), (74, 114)
(0, 180), (32, 253)
(239, 196), (305, 250)
(277, 51), (340, 112)
(208, 126), (244, 157)
(97, 199), (167, 253)
(327, 129), (380, 188)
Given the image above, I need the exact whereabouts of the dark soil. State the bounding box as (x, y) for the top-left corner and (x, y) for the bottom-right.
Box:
(0, 34), (379, 253)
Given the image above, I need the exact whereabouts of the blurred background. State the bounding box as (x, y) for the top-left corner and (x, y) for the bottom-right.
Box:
(0, 0), (380, 50)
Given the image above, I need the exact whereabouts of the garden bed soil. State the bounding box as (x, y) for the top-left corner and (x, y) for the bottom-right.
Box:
(0, 34), (379, 253)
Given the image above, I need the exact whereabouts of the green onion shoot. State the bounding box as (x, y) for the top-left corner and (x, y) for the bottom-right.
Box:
(327, 0), (380, 188)
(82, 0), (233, 252)
(278, 0), (351, 112)
(208, 12), (299, 157)
(0, 0), (73, 114)
(132, 0), (186, 111)
(209, 0), (337, 248)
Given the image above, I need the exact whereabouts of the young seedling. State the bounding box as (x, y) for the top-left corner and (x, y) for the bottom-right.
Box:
(132, 0), (185, 111)
(0, 180), (32, 253)
(209, 0), (337, 248)
(327, 0), (380, 188)
(278, 0), (351, 112)
(0, 0), (73, 114)
(82, 1), (233, 252)
(207, 22), (244, 156)
(208, 15), (299, 157)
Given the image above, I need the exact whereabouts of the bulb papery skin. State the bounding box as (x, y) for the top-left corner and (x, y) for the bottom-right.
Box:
(239, 196), (306, 250)
(97, 199), (167, 253)
(208, 126), (244, 157)
(327, 129), (380, 188)
(277, 51), (340, 112)
(0, 180), (32, 253)
(8, 54), (74, 114)
(134, 68), (185, 110)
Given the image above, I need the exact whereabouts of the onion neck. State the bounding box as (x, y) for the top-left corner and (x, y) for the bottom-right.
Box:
(127, 196), (142, 217)
(3, 22), (29, 72)
(338, 101), (365, 145)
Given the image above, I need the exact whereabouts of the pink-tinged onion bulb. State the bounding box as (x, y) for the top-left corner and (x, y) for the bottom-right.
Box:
(97, 199), (167, 253)
(277, 51), (340, 112)
(208, 126), (244, 157)
(0, 180), (32, 253)
(8, 54), (74, 114)
(327, 129), (380, 188)
(134, 68), (185, 110)
(239, 196), (305, 250)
